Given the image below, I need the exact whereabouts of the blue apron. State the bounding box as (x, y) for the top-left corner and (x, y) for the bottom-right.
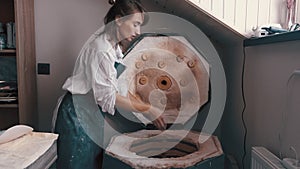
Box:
(54, 62), (143, 169)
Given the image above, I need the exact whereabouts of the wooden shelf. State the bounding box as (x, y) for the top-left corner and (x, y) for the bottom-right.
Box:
(0, 0), (37, 129)
(0, 49), (16, 53)
(0, 49), (16, 56)
(0, 104), (18, 108)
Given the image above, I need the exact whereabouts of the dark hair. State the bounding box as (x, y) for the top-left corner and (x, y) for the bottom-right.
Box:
(104, 0), (148, 33)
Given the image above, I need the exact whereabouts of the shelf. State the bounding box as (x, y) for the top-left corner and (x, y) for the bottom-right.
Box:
(0, 104), (18, 108)
(0, 49), (16, 53)
(0, 49), (16, 57)
(244, 30), (300, 47)
(0, 0), (37, 129)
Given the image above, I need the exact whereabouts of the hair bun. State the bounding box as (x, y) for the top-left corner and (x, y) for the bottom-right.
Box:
(108, 0), (115, 5)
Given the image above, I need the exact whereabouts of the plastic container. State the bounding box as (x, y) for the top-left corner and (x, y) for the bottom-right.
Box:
(6, 22), (13, 49)
(0, 22), (7, 50)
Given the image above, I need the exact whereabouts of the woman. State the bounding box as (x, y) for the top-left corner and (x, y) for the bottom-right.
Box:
(54, 0), (166, 168)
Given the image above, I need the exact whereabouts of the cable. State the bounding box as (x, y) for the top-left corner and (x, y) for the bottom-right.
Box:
(241, 45), (248, 169)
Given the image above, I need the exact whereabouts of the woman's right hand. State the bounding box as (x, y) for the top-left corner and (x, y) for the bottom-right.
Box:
(143, 106), (166, 130)
(125, 92), (166, 130)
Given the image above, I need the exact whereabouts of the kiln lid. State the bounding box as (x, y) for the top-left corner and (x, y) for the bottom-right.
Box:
(117, 33), (210, 125)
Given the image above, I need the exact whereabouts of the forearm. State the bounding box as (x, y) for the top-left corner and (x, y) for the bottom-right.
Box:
(115, 93), (150, 113)
(115, 93), (166, 130)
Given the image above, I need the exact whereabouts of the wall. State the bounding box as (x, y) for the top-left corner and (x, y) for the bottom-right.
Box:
(189, 0), (300, 36)
(34, 0), (109, 131)
(244, 40), (300, 168)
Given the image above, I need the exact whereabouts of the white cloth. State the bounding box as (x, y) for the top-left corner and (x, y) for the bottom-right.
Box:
(0, 132), (58, 169)
(63, 32), (124, 115)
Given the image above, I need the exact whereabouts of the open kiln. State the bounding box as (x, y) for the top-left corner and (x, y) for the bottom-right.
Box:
(102, 33), (224, 169)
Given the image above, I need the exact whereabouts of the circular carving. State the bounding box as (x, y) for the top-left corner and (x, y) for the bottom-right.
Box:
(132, 68), (181, 116)
(189, 96), (196, 104)
(187, 60), (196, 68)
(176, 55), (184, 62)
(157, 75), (172, 90)
(141, 54), (148, 61)
(135, 61), (143, 69)
(158, 61), (166, 69)
(179, 79), (187, 87)
(138, 76), (148, 85)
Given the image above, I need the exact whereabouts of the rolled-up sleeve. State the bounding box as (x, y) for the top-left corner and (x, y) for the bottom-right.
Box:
(91, 51), (118, 115)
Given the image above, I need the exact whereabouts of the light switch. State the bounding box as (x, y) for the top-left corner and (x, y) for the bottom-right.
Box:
(37, 63), (50, 75)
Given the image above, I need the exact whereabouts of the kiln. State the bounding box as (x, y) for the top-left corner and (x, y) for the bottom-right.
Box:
(102, 33), (225, 169)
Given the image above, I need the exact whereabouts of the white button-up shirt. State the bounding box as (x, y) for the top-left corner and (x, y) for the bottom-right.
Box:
(62, 33), (123, 115)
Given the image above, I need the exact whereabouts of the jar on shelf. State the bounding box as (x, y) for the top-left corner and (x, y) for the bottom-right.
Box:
(285, 0), (296, 30)
(0, 22), (7, 50)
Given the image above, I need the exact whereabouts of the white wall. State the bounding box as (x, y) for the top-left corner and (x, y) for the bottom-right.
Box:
(34, 0), (109, 131)
(188, 0), (300, 36)
(244, 40), (300, 168)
